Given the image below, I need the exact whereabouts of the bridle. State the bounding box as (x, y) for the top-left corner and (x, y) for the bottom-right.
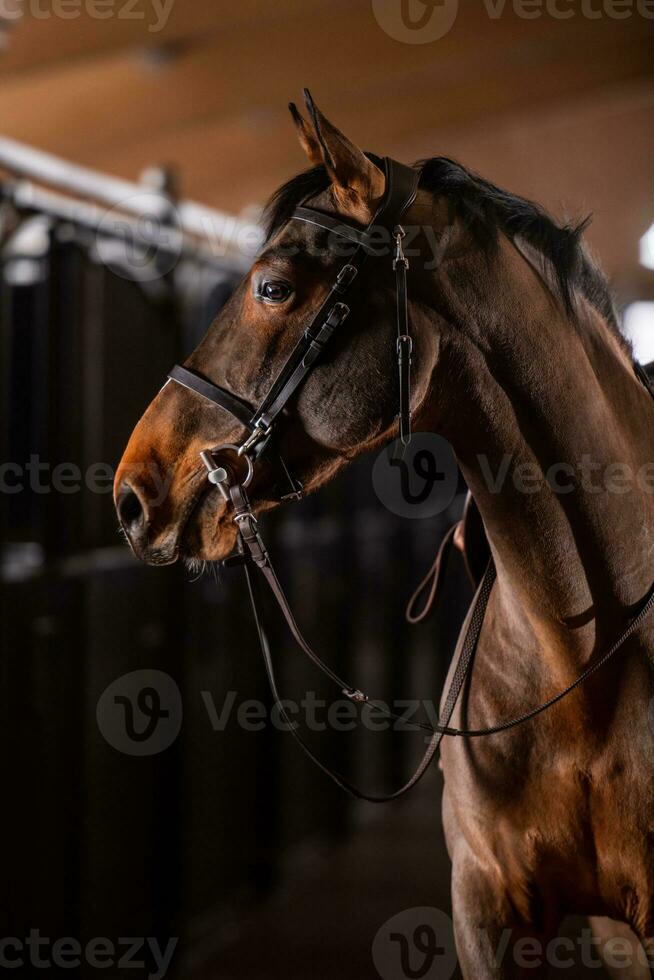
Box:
(166, 156), (654, 803)
(168, 155), (419, 499)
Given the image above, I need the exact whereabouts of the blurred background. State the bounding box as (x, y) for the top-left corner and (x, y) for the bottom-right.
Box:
(1, 2), (654, 978)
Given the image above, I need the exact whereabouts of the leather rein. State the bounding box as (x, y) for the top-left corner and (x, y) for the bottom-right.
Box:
(166, 156), (654, 803)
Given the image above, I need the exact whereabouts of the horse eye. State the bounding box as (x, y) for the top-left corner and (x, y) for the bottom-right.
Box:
(258, 280), (291, 304)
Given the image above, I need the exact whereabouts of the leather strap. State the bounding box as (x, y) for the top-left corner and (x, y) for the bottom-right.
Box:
(405, 522), (458, 624)
(394, 226), (412, 448)
(235, 509), (654, 744)
(292, 208), (373, 248)
(238, 532), (494, 802)
(168, 158), (420, 461)
(249, 157), (420, 441)
(168, 365), (254, 431)
(252, 298), (352, 432)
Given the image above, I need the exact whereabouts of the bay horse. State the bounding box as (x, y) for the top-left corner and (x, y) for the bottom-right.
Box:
(114, 92), (654, 977)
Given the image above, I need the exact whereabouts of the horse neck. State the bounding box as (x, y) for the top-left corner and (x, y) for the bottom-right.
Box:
(424, 236), (654, 660)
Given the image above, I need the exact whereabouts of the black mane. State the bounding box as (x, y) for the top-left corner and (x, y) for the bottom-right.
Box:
(263, 155), (622, 341)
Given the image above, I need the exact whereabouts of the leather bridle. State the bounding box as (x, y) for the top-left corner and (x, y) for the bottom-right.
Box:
(165, 156), (654, 803)
(168, 155), (419, 499)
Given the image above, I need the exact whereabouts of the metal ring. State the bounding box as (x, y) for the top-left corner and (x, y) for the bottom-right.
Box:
(209, 443), (255, 487)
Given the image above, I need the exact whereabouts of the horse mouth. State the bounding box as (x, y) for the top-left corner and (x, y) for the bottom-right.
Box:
(176, 481), (238, 563)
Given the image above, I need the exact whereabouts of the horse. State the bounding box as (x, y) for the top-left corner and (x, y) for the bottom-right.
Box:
(114, 91), (654, 977)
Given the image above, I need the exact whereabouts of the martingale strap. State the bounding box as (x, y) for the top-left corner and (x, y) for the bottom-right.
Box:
(224, 475), (654, 799)
(222, 476), (495, 803)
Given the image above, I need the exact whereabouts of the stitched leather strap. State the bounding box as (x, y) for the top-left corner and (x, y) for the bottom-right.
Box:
(249, 157), (420, 439)
(168, 365), (254, 431)
(240, 550), (494, 803)
(405, 522), (458, 624)
(394, 226), (412, 448)
(292, 208), (373, 248)
(236, 511), (654, 744)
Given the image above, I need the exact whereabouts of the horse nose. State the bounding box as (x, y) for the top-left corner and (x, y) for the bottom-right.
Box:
(116, 480), (149, 544)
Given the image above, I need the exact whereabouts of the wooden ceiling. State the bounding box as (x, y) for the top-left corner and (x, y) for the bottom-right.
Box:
(1, 0), (653, 280)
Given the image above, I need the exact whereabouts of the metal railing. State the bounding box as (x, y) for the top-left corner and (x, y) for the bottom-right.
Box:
(0, 134), (261, 273)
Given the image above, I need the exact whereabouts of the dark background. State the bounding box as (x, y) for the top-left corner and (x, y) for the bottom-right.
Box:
(2, 3), (654, 978)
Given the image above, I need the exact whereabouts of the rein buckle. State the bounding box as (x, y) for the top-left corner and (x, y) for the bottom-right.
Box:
(344, 687), (368, 703)
(280, 485), (304, 503)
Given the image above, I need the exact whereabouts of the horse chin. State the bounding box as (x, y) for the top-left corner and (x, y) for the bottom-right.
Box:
(179, 495), (239, 563)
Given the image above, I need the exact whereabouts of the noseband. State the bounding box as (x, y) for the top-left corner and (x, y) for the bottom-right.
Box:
(165, 157), (654, 803)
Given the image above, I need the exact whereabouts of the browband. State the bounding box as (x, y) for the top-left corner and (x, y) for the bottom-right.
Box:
(292, 209), (373, 247)
(292, 155), (419, 250)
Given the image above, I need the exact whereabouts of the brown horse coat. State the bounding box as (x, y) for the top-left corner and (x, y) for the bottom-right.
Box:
(115, 93), (654, 977)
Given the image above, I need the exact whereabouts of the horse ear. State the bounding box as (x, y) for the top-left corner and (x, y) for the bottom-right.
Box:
(301, 88), (386, 221)
(289, 102), (323, 167)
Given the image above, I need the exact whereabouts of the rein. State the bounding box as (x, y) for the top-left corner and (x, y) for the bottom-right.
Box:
(167, 156), (654, 802)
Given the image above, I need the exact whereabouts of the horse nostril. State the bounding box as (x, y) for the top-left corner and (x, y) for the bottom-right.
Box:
(118, 484), (145, 530)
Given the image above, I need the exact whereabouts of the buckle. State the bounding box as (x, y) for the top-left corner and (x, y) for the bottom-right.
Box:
(280, 485), (304, 502)
(234, 510), (258, 529)
(325, 302), (350, 328)
(396, 334), (413, 355)
(238, 424), (271, 458)
(343, 687), (368, 704)
(393, 225), (409, 270)
(336, 264), (357, 289)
